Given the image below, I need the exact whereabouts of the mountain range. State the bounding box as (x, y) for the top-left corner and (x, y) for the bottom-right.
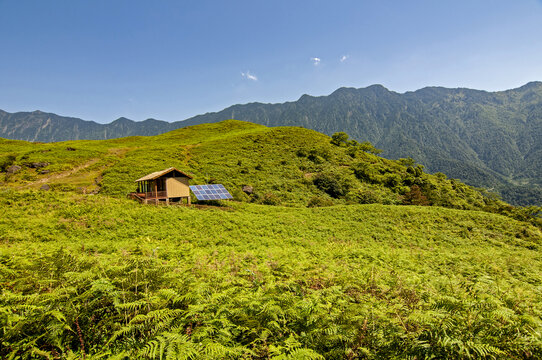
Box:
(1, 82), (541, 205)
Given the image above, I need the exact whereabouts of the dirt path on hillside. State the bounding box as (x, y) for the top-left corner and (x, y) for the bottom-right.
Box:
(30, 158), (101, 186)
(26, 148), (130, 187)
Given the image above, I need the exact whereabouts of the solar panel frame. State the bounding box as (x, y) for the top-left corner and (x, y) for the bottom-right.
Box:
(189, 184), (233, 201)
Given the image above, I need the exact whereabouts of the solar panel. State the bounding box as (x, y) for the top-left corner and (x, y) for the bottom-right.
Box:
(189, 184), (233, 201)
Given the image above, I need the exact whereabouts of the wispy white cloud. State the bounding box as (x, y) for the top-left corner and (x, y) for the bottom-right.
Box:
(340, 55), (348, 62)
(311, 57), (321, 66)
(241, 71), (258, 81)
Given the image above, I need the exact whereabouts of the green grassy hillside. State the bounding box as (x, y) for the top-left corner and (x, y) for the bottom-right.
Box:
(1, 121), (542, 359)
(1, 120), (537, 220)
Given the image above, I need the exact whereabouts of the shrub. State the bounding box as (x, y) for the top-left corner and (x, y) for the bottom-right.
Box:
(399, 157), (416, 167)
(307, 148), (331, 164)
(384, 173), (402, 188)
(313, 172), (349, 198)
(352, 162), (379, 184)
(330, 132), (349, 146)
(307, 196), (334, 208)
(261, 192), (281, 205)
(402, 185), (430, 206)
(296, 148), (308, 157)
(347, 189), (381, 204)
(0, 154), (16, 172)
(231, 189), (250, 202)
(357, 141), (382, 154)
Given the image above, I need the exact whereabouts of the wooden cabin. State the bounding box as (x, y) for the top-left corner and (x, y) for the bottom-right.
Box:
(130, 167), (193, 204)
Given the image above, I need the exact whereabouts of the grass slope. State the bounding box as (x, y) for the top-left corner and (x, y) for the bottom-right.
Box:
(1, 121), (542, 358)
(1, 191), (541, 358)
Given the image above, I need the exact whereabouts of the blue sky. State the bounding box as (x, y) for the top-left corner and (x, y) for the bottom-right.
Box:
(1, 0), (541, 123)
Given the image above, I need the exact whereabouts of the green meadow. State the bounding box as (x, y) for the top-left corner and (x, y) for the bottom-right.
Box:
(1, 121), (541, 359)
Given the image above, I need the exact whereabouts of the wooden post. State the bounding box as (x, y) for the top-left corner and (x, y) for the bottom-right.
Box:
(187, 196), (191, 205)
(154, 181), (157, 199)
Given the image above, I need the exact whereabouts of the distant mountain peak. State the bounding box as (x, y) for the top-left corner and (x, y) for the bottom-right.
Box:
(331, 84), (389, 95)
(112, 117), (134, 123)
(298, 94), (314, 102)
(330, 87), (356, 95)
(517, 81), (542, 91)
(365, 84), (388, 91)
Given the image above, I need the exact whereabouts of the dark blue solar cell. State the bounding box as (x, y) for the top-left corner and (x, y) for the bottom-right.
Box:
(190, 184), (233, 201)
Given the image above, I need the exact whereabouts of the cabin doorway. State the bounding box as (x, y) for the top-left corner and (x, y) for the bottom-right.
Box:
(156, 178), (166, 192)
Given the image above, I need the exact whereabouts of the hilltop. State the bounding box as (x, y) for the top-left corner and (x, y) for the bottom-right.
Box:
(1, 120), (534, 220)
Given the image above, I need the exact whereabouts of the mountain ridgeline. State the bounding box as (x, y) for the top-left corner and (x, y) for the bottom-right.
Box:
(1, 82), (542, 205)
(0, 110), (176, 141)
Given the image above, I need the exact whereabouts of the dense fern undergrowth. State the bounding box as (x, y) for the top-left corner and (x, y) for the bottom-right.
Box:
(1, 121), (542, 359)
(1, 192), (542, 359)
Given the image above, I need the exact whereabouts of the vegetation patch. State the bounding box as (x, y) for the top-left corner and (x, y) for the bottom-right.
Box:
(0, 121), (541, 358)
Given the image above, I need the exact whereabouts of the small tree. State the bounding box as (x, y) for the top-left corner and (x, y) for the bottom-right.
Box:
(330, 132), (349, 146)
(402, 185), (429, 206)
(358, 141), (382, 154)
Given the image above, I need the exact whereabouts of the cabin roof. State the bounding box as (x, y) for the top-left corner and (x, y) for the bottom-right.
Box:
(135, 167), (193, 182)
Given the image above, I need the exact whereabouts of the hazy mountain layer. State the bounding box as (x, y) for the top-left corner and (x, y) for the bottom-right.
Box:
(0, 110), (175, 142)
